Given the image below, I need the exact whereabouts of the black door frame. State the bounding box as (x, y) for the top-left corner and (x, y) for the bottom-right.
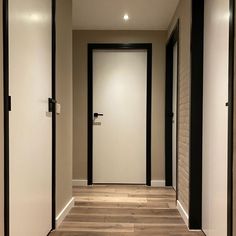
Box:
(87, 43), (152, 186)
(189, 0), (204, 230)
(165, 0), (204, 229)
(165, 21), (179, 189)
(3, 0), (57, 235)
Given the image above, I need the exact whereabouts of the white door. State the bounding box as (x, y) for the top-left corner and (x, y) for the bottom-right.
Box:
(172, 43), (178, 191)
(93, 50), (147, 184)
(202, 0), (230, 235)
(9, 0), (52, 235)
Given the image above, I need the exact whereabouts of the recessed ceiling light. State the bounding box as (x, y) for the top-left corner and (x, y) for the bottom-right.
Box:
(123, 14), (129, 21)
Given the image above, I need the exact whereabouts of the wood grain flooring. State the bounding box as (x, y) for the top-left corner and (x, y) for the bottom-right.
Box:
(50, 185), (204, 236)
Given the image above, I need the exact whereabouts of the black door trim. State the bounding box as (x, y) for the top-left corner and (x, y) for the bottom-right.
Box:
(3, 0), (9, 235)
(2, 0), (57, 235)
(188, 0), (204, 230)
(51, 0), (56, 230)
(228, 0), (235, 235)
(165, 21), (179, 188)
(87, 43), (152, 186)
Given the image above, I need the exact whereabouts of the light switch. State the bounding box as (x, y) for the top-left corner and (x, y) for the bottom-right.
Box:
(56, 103), (61, 115)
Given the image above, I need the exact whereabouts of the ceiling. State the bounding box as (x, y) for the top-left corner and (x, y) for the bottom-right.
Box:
(72, 0), (179, 30)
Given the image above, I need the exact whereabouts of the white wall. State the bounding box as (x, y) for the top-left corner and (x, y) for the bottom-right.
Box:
(202, 0), (230, 235)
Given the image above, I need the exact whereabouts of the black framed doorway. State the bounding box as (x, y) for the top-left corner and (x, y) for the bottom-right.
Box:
(3, 0), (57, 235)
(165, 21), (179, 190)
(87, 43), (152, 186)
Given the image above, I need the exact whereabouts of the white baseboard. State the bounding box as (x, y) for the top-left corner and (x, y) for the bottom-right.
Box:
(177, 200), (189, 226)
(72, 179), (88, 186)
(56, 197), (75, 228)
(151, 180), (165, 187)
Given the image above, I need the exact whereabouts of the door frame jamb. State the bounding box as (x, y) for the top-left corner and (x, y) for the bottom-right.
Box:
(189, 0), (204, 229)
(87, 43), (152, 186)
(165, 21), (179, 190)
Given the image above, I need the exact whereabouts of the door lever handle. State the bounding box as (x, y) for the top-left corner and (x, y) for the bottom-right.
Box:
(94, 113), (104, 118)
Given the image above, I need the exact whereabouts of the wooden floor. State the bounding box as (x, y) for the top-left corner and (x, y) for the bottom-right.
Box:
(50, 185), (204, 236)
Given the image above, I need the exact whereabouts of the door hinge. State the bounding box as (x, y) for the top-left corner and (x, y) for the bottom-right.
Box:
(48, 98), (57, 112)
(8, 96), (11, 111)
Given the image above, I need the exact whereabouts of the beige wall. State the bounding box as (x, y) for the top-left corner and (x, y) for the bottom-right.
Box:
(73, 30), (167, 181)
(168, 0), (191, 215)
(0, 0), (3, 234)
(56, 0), (73, 216)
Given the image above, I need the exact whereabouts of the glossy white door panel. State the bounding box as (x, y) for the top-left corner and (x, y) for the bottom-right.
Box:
(93, 51), (147, 184)
(202, 0), (229, 235)
(172, 43), (177, 191)
(9, 0), (52, 235)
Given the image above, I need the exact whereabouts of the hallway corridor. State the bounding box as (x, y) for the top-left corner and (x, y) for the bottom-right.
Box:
(51, 186), (204, 236)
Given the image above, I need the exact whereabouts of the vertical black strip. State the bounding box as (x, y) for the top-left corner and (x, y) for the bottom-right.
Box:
(146, 44), (152, 186)
(87, 44), (152, 186)
(51, 0), (56, 230)
(87, 45), (93, 185)
(165, 42), (173, 187)
(165, 22), (179, 188)
(3, 0), (9, 235)
(228, 0), (235, 235)
(189, 0), (204, 229)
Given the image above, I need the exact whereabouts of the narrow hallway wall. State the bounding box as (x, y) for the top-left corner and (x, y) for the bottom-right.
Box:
(56, 0), (73, 220)
(168, 0), (191, 219)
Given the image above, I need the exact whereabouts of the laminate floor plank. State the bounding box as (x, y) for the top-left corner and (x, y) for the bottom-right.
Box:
(50, 185), (204, 236)
(64, 215), (183, 224)
(75, 201), (171, 209)
(70, 207), (179, 216)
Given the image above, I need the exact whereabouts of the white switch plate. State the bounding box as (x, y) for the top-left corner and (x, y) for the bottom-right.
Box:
(56, 103), (61, 115)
